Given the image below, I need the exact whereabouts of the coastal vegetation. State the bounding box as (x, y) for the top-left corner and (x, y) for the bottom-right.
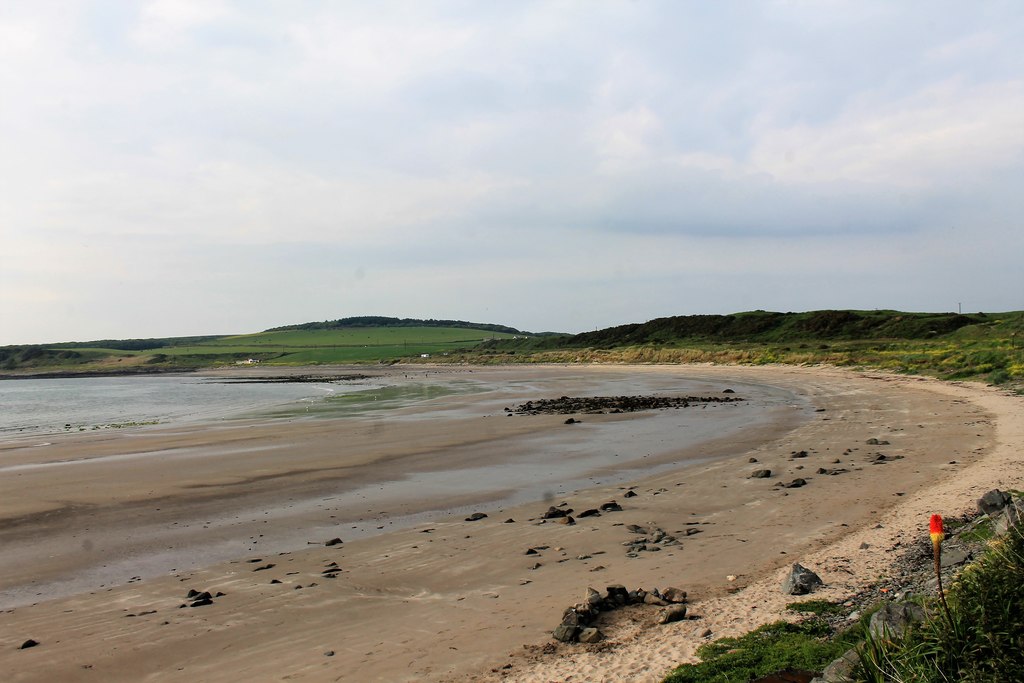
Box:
(2, 311), (1022, 391)
(664, 496), (1024, 683)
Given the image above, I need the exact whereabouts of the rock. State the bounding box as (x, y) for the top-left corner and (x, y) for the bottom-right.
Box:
(564, 417), (577, 424)
(993, 498), (1024, 535)
(552, 624), (579, 642)
(791, 450), (809, 458)
(940, 547), (970, 568)
(782, 563), (823, 595)
(325, 537), (343, 546)
(190, 597), (214, 607)
(623, 490), (638, 498)
(869, 601), (925, 640)
(465, 512), (488, 521)
(542, 506), (568, 519)
(625, 524), (648, 534)
(785, 478), (808, 489)
(324, 650), (335, 657)
(978, 489), (1012, 515)
(750, 469), (772, 478)
(19, 639), (39, 650)
(578, 627), (603, 643)
(723, 388), (735, 393)
(557, 515), (576, 525)
(561, 608), (582, 627)
(749, 457), (758, 463)
(599, 501), (622, 512)
(661, 587), (688, 604)
(504, 518), (515, 523)
(814, 645), (861, 682)
(577, 509), (601, 518)
(659, 604), (688, 624)
(866, 438), (890, 445)
(606, 584), (629, 604)
(644, 593), (669, 606)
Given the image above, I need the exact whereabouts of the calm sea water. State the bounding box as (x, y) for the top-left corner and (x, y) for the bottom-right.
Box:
(0, 375), (380, 436)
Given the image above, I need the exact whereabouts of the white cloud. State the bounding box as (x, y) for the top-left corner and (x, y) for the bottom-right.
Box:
(749, 79), (1024, 187)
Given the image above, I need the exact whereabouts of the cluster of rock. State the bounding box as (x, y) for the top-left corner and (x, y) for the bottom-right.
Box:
(622, 523), (691, 557)
(552, 584), (689, 643)
(180, 588), (225, 608)
(539, 500), (622, 525)
(507, 394), (743, 416)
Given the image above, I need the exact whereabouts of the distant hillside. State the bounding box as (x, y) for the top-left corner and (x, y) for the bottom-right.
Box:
(266, 316), (532, 336)
(495, 310), (1001, 350)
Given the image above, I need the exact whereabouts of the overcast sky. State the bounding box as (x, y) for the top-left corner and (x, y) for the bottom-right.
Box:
(1, 1), (1022, 344)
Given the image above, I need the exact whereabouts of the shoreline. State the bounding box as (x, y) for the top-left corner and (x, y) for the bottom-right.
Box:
(0, 364), (1018, 682)
(0, 365), (802, 607)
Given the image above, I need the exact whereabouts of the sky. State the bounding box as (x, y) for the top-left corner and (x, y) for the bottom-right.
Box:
(1, 1), (1022, 344)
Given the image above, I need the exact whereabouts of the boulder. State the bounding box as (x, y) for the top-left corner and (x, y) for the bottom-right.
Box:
(324, 538), (343, 546)
(644, 593), (669, 606)
(785, 478), (808, 489)
(600, 501), (623, 512)
(813, 645), (860, 682)
(542, 507), (568, 519)
(552, 624), (579, 642)
(993, 498), (1023, 535)
(623, 490), (638, 498)
(578, 627), (603, 643)
(978, 489), (1012, 515)
(605, 584), (629, 604)
(868, 601), (925, 640)
(658, 604), (688, 624)
(464, 512), (487, 521)
(577, 509), (601, 518)
(750, 469), (772, 479)
(19, 639), (39, 650)
(782, 563), (823, 595)
(661, 587), (687, 604)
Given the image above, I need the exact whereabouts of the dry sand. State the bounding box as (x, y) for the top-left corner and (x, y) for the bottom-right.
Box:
(0, 364), (1020, 682)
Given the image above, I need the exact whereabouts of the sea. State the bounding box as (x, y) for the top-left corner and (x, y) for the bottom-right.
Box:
(0, 374), (380, 437)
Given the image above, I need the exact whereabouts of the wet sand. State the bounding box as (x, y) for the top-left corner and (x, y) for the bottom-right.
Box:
(0, 364), (1019, 682)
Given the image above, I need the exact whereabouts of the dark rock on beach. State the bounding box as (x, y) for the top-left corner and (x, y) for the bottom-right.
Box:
(978, 489), (1012, 515)
(783, 563), (823, 595)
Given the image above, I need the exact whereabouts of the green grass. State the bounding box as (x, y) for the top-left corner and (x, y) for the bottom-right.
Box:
(857, 524), (1024, 682)
(786, 599), (846, 616)
(664, 619), (862, 683)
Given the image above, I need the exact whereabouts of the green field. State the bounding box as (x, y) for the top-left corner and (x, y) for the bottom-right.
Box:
(0, 324), (519, 373)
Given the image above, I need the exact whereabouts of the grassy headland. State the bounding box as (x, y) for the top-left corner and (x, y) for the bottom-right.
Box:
(468, 310), (1024, 389)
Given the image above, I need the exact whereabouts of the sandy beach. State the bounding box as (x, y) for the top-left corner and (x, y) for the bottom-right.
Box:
(1, 364), (1021, 682)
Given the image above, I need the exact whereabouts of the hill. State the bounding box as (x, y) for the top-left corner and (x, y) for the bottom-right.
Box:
(0, 318), (530, 375)
(473, 310), (1024, 387)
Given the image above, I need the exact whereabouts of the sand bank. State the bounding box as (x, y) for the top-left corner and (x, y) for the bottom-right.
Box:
(0, 364), (1018, 682)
